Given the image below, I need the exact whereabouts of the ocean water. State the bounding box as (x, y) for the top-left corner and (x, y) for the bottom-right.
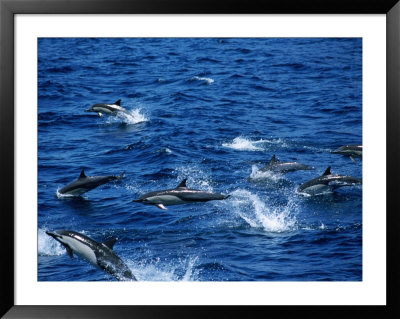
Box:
(38, 38), (362, 281)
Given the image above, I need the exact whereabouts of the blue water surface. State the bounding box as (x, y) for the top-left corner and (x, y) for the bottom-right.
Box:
(38, 38), (362, 281)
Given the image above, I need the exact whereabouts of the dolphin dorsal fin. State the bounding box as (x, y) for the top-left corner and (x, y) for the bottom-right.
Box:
(176, 179), (187, 188)
(322, 167), (331, 176)
(103, 238), (118, 250)
(269, 155), (278, 164)
(79, 170), (87, 179)
(114, 99), (121, 106)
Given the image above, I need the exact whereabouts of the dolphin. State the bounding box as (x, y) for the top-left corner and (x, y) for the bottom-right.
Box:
(260, 155), (312, 173)
(298, 166), (362, 194)
(58, 170), (125, 196)
(85, 99), (130, 117)
(46, 230), (136, 281)
(133, 178), (230, 210)
(332, 145), (362, 163)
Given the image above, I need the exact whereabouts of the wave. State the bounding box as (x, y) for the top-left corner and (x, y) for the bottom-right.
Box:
(229, 189), (298, 233)
(272, 62), (307, 70)
(47, 66), (74, 73)
(251, 84), (275, 92)
(189, 76), (214, 85)
(196, 57), (220, 63)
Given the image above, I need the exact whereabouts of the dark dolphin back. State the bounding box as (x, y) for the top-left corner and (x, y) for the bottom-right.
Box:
(176, 190), (230, 202)
(59, 171), (124, 195)
(93, 240), (136, 281)
(298, 167), (332, 192)
(298, 167), (361, 192)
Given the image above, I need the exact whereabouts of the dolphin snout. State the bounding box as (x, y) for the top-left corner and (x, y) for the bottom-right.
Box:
(85, 108), (92, 112)
(132, 199), (143, 203)
(46, 231), (61, 239)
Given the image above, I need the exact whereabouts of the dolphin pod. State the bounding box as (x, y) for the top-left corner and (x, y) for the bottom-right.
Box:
(133, 178), (230, 210)
(58, 170), (125, 196)
(43, 98), (362, 281)
(46, 230), (136, 281)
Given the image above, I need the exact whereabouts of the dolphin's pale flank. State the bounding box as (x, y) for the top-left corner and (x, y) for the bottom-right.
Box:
(298, 166), (362, 194)
(58, 170), (125, 196)
(261, 154), (312, 173)
(46, 230), (136, 281)
(133, 178), (230, 210)
(85, 99), (130, 117)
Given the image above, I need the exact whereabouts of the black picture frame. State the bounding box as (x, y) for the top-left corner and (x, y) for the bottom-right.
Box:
(1, 0), (399, 318)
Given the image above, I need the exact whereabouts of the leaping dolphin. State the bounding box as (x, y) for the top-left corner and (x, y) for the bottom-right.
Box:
(261, 155), (312, 173)
(85, 99), (130, 117)
(58, 170), (125, 196)
(133, 178), (230, 210)
(46, 230), (136, 281)
(298, 166), (362, 195)
(332, 145), (362, 163)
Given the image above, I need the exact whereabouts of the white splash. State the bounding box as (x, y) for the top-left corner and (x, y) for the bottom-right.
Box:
(157, 147), (172, 154)
(126, 256), (199, 281)
(55, 189), (76, 198)
(229, 189), (297, 233)
(117, 108), (148, 124)
(192, 76), (214, 84)
(55, 188), (89, 199)
(222, 137), (265, 151)
(38, 228), (65, 256)
(174, 165), (213, 192)
(249, 165), (282, 181)
(181, 256), (199, 281)
(104, 108), (148, 125)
